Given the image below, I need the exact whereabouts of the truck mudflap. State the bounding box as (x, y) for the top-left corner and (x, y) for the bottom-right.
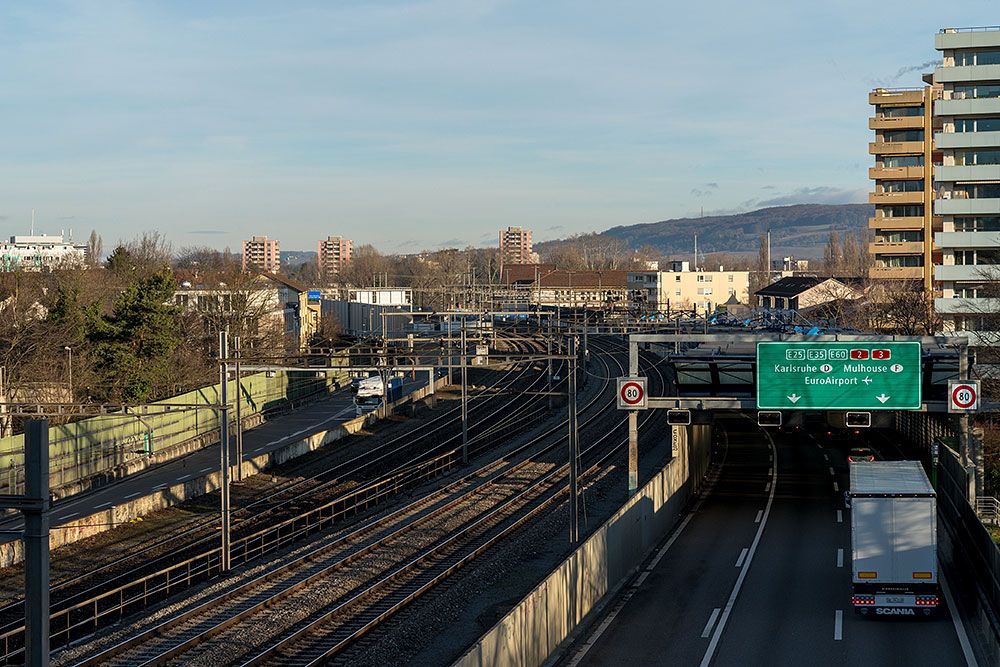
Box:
(852, 593), (939, 616)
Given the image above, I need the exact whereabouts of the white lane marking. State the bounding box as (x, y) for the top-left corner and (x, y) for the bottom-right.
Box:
(764, 482), (771, 492)
(95, 502), (112, 509)
(837, 549), (844, 568)
(177, 475), (190, 481)
(768, 468), (773, 476)
(816, 443), (822, 449)
(769, 454), (773, 462)
(754, 510), (763, 523)
(824, 454), (829, 462)
(833, 481), (840, 492)
(700, 431), (778, 667)
(837, 510), (843, 523)
(200, 467), (214, 473)
(828, 466), (835, 475)
(940, 568), (979, 666)
(735, 548), (748, 568)
(57, 513), (77, 521)
(701, 608), (721, 638)
(834, 610), (843, 641)
(125, 492), (141, 499)
(568, 426), (732, 667)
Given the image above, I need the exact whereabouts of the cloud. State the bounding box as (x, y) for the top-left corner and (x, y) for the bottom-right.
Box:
(761, 185), (775, 190)
(757, 186), (867, 208)
(438, 238), (466, 248)
(691, 182), (720, 197)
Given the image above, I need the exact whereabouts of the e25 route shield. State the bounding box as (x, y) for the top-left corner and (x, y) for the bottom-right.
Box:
(756, 341), (921, 410)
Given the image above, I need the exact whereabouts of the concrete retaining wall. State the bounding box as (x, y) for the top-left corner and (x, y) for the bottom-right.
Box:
(0, 374), (447, 569)
(453, 423), (712, 667)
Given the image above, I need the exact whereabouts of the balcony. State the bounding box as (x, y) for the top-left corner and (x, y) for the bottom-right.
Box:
(935, 198), (1000, 216)
(869, 216), (926, 230)
(869, 141), (924, 155)
(934, 164), (1000, 183)
(934, 130), (1000, 150)
(869, 89), (925, 105)
(935, 297), (1000, 314)
(936, 97), (1000, 117)
(869, 166), (924, 180)
(934, 64), (1000, 84)
(870, 266), (924, 279)
(869, 191), (924, 205)
(869, 115), (924, 130)
(870, 241), (924, 255)
(936, 29), (1000, 51)
(935, 231), (1000, 249)
(934, 264), (1000, 281)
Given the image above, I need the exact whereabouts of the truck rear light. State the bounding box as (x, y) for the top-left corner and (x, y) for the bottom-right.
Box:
(858, 572), (877, 579)
(915, 595), (938, 606)
(912, 572), (932, 579)
(852, 595), (875, 606)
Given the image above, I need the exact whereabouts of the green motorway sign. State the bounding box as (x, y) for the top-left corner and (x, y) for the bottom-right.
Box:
(756, 341), (922, 410)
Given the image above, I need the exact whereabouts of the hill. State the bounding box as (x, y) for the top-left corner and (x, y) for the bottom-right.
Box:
(573, 203), (873, 259)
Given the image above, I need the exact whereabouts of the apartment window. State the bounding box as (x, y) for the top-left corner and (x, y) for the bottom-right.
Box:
(955, 117), (1000, 133)
(953, 83), (1000, 100)
(703, 288), (712, 295)
(954, 284), (985, 298)
(882, 205), (924, 217)
(955, 150), (1000, 166)
(956, 249), (1000, 265)
(954, 183), (1000, 199)
(955, 216), (1000, 232)
(956, 49), (1000, 66)
(675, 289), (681, 296)
(729, 288), (735, 295)
(697, 288), (704, 295)
(697, 274), (712, 282)
(882, 130), (924, 142)
(883, 155), (924, 167)
(955, 316), (988, 332)
(877, 105), (923, 118)
(675, 275), (681, 282)
(883, 256), (922, 267)
(881, 180), (924, 193)
(728, 275), (734, 282)
(880, 231), (923, 243)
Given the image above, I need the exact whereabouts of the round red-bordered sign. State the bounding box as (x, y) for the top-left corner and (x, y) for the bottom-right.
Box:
(952, 384), (977, 410)
(620, 381), (644, 406)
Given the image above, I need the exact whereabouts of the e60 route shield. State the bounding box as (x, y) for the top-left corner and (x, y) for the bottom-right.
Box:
(617, 377), (647, 410)
(756, 341), (921, 410)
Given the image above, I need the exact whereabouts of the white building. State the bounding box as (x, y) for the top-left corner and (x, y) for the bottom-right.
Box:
(627, 262), (750, 314)
(1, 233), (87, 271)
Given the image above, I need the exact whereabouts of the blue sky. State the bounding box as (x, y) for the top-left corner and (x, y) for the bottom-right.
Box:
(0, 1), (993, 254)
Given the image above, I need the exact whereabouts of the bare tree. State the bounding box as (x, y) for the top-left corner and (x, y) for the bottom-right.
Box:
(86, 229), (103, 267)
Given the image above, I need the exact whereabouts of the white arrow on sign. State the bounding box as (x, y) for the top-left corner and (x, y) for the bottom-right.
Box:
(787, 393), (801, 403)
(876, 394), (890, 403)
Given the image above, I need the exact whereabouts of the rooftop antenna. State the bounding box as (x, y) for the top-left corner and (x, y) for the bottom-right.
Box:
(31, 208), (34, 236)
(694, 234), (698, 271)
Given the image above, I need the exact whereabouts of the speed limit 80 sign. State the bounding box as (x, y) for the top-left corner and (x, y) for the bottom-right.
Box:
(617, 377), (647, 410)
(948, 380), (979, 413)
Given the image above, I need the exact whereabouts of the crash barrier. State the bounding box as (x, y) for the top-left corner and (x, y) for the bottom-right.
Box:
(0, 366), (349, 498)
(895, 411), (1000, 664)
(453, 424), (711, 667)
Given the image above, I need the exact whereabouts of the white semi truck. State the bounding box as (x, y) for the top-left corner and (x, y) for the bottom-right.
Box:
(849, 460), (939, 616)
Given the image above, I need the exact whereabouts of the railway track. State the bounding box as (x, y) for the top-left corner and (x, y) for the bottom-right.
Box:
(57, 336), (666, 666)
(0, 331), (559, 663)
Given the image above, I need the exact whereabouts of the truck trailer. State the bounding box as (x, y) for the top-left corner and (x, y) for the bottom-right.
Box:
(849, 460), (939, 616)
(354, 376), (404, 416)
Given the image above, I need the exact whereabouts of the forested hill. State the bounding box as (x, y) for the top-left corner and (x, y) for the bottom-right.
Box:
(600, 203), (873, 258)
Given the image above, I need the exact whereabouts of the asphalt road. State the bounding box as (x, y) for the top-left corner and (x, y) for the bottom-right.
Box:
(565, 418), (976, 667)
(0, 378), (428, 540)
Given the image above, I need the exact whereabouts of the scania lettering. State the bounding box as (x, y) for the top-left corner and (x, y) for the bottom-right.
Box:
(849, 461), (939, 616)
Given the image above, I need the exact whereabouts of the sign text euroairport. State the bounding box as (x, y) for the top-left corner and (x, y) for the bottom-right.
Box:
(756, 342), (921, 410)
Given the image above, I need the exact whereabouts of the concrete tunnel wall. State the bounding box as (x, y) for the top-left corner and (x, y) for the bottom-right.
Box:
(453, 422), (713, 667)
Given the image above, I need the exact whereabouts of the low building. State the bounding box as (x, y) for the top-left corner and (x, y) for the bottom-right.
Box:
(1, 233), (87, 271)
(753, 276), (864, 311)
(499, 263), (627, 310)
(627, 262), (750, 315)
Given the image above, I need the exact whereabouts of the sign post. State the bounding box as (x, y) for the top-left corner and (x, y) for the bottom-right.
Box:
(756, 342), (921, 410)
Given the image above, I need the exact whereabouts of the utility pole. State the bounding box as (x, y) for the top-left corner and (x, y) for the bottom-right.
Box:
(461, 322), (468, 463)
(234, 336), (243, 482)
(23, 420), (49, 667)
(0, 366), (9, 438)
(569, 336), (579, 543)
(219, 331), (231, 573)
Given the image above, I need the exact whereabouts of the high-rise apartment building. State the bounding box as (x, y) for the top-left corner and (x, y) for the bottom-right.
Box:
(241, 235), (280, 273)
(499, 226), (532, 275)
(932, 28), (1000, 341)
(318, 235), (353, 279)
(868, 86), (938, 290)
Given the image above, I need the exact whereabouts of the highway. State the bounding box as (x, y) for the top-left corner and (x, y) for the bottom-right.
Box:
(564, 417), (976, 667)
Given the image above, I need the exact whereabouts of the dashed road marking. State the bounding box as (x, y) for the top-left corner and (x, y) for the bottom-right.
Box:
(823, 454), (829, 462)
(834, 610), (843, 641)
(765, 482), (771, 492)
(735, 548), (748, 568)
(833, 481), (840, 492)
(200, 468), (214, 473)
(95, 502), (112, 509)
(701, 608), (721, 638)
(754, 510), (763, 523)
(57, 513), (77, 521)
(177, 475), (190, 481)
(837, 548), (844, 568)
(828, 466), (835, 475)
(125, 492), (141, 499)
(837, 510), (843, 523)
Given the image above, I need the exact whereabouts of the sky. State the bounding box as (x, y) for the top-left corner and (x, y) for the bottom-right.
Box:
(0, 1), (995, 254)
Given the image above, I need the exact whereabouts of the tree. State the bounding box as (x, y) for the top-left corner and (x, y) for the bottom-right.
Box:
(86, 229), (103, 267)
(87, 270), (181, 403)
(749, 234), (770, 300)
(823, 231), (843, 275)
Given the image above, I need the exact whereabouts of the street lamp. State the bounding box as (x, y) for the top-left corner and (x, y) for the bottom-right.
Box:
(64, 346), (72, 400)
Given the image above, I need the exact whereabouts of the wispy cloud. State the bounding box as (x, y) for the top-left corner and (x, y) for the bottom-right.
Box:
(758, 186), (867, 208)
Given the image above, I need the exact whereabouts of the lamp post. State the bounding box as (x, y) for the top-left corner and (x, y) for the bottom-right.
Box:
(64, 346), (72, 400)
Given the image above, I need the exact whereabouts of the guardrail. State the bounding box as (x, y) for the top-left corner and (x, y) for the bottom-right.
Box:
(978, 496), (1000, 525)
